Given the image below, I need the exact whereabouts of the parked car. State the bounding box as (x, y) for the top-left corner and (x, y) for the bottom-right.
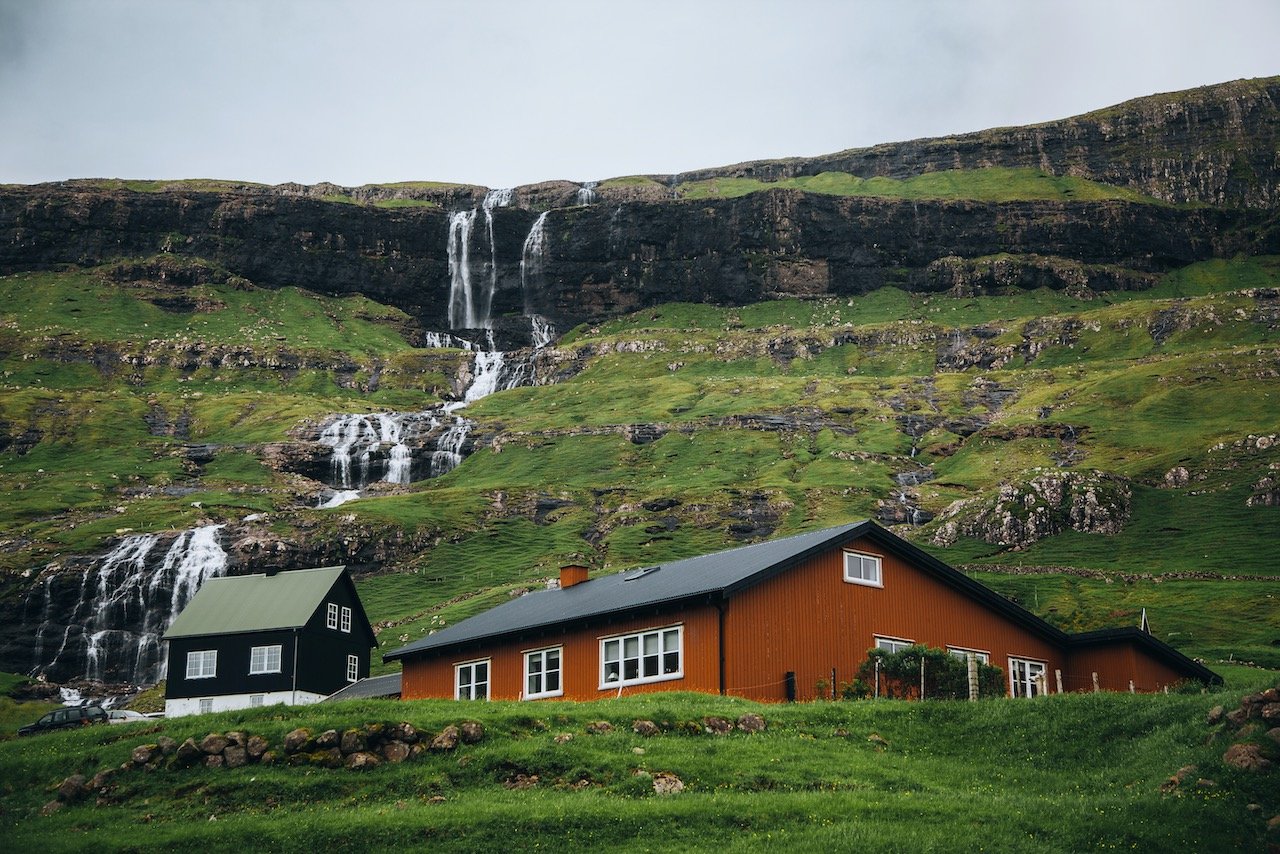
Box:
(107, 709), (149, 725)
(18, 705), (108, 736)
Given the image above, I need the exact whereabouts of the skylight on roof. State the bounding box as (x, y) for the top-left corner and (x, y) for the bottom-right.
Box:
(623, 566), (661, 582)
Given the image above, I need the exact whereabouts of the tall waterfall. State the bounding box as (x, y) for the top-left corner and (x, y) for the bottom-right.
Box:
(447, 210), (479, 329)
(577, 181), (598, 205)
(520, 211), (549, 315)
(27, 525), (228, 685)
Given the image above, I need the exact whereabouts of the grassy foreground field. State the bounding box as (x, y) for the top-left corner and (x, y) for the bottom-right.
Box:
(1, 678), (1277, 853)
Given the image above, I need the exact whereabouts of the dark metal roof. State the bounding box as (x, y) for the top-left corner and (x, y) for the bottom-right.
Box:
(382, 520), (1220, 685)
(384, 522), (872, 662)
(322, 673), (402, 702)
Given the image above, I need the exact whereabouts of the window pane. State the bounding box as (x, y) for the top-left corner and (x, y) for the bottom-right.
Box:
(643, 654), (659, 677)
(664, 651), (679, 673)
(547, 650), (559, 670)
(603, 640), (619, 664)
(624, 659), (639, 680)
(663, 629), (679, 650)
(624, 637), (639, 659)
(643, 633), (659, 655)
(475, 662), (488, 682)
(546, 669), (560, 692)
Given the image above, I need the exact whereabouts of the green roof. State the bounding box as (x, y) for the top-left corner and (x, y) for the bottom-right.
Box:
(163, 566), (349, 639)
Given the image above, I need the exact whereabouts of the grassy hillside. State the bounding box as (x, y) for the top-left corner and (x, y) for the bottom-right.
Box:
(1, 682), (1277, 852)
(1, 256), (1278, 677)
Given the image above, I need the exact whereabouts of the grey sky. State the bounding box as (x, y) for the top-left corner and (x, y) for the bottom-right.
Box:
(1, 0), (1276, 189)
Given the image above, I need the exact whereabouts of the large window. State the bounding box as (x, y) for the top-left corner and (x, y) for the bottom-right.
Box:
(455, 659), (490, 700)
(326, 602), (339, 630)
(601, 626), (682, 688)
(347, 654), (359, 683)
(185, 649), (217, 679)
(874, 636), (914, 654)
(524, 647), (563, 699)
(1009, 657), (1047, 697)
(249, 645), (282, 674)
(340, 606), (352, 633)
(843, 551), (882, 587)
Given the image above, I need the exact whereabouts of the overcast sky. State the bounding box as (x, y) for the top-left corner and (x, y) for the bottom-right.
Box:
(2, 0), (1276, 189)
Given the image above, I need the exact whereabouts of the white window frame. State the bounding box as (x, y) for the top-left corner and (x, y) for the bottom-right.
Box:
(455, 658), (490, 700)
(326, 602), (339, 630)
(523, 646), (563, 700)
(340, 606), (352, 633)
(1009, 656), (1048, 698)
(874, 635), (914, 654)
(185, 649), (217, 679)
(249, 694), (264, 708)
(198, 698), (213, 715)
(843, 551), (883, 587)
(249, 644), (282, 675)
(599, 625), (683, 689)
(947, 646), (991, 664)
(346, 654), (359, 683)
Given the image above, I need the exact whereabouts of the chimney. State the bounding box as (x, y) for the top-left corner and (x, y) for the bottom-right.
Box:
(559, 564), (589, 589)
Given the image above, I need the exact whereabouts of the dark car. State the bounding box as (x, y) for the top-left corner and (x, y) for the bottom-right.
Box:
(18, 705), (108, 736)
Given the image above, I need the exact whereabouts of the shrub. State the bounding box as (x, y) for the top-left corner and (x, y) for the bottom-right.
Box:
(855, 645), (1005, 700)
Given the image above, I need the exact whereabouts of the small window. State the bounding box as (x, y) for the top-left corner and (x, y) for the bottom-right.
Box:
(326, 602), (339, 630)
(249, 694), (264, 708)
(600, 626), (682, 688)
(874, 636), (913, 654)
(1009, 657), (1048, 698)
(186, 649), (217, 679)
(198, 698), (213, 715)
(249, 645), (282, 674)
(455, 659), (490, 700)
(843, 551), (882, 587)
(948, 646), (990, 665)
(524, 647), (563, 699)
(346, 654), (359, 683)
(340, 606), (352, 633)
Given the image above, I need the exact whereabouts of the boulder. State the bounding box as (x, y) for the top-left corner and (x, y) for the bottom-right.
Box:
(204, 755), (225, 769)
(586, 721), (614, 735)
(868, 733), (890, 749)
(504, 774), (539, 790)
(157, 736), (178, 755)
(314, 729), (340, 750)
(224, 746), (248, 769)
(131, 744), (159, 766)
(554, 733), (574, 744)
(246, 735), (270, 759)
(430, 726), (460, 751)
(200, 734), (229, 755)
(460, 721), (485, 744)
(88, 768), (117, 790)
(702, 716), (733, 735)
(175, 738), (202, 764)
(1223, 742), (1272, 771)
(1265, 727), (1280, 746)
(1206, 705), (1224, 725)
(1225, 707), (1250, 728)
(382, 740), (410, 763)
(259, 751), (277, 766)
(283, 728), (313, 754)
(389, 722), (419, 744)
(651, 772), (684, 795)
(737, 713), (766, 733)
(57, 774), (88, 802)
(224, 731), (247, 748)
(632, 720), (660, 737)
(310, 748), (344, 768)
(1261, 703), (1280, 722)
(41, 800), (64, 816)
(340, 729), (366, 754)
(345, 751), (380, 770)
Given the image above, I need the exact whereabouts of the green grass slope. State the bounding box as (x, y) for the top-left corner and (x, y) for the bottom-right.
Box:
(1, 686), (1277, 852)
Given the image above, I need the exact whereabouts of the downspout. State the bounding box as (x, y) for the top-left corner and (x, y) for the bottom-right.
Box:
(291, 627), (300, 705)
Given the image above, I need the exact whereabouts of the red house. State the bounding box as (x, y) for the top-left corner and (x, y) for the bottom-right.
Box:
(385, 521), (1218, 702)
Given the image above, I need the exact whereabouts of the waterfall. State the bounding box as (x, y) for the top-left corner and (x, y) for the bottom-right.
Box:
(529, 315), (556, 350)
(447, 210), (478, 329)
(422, 331), (475, 350)
(577, 181), (598, 205)
(29, 525), (228, 685)
(481, 189), (513, 327)
(520, 211), (549, 315)
(316, 412), (424, 493)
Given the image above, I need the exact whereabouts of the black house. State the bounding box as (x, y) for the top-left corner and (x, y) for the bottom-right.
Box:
(162, 566), (376, 717)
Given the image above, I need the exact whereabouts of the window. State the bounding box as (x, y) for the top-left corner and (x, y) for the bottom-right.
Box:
(340, 606), (352, 633)
(843, 551), (882, 587)
(524, 647), (563, 699)
(185, 649), (217, 679)
(249, 645), (282, 674)
(1009, 657), (1047, 698)
(601, 626), (682, 688)
(948, 646), (990, 664)
(346, 654), (359, 683)
(249, 694), (264, 708)
(198, 698), (213, 715)
(455, 659), (489, 700)
(874, 636), (914, 654)
(326, 602), (339, 630)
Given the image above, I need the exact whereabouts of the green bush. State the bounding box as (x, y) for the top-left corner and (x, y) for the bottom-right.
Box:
(856, 645), (1005, 700)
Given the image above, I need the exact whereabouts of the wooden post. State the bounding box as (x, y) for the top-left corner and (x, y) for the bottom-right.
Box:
(1054, 669), (1063, 694)
(1092, 671), (1100, 693)
(831, 667), (837, 701)
(919, 656), (925, 701)
(1035, 673), (1046, 697)
(967, 653), (979, 701)
(1128, 680), (1135, 694)
(784, 671), (796, 702)
(874, 660), (880, 699)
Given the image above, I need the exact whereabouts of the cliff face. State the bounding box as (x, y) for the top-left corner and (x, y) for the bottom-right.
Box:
(1, 77), (1278, 338)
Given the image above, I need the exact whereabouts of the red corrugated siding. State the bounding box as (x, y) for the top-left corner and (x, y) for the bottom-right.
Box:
(1066, 642), (1189, 692)
(723, 535), (1063, 700)
(401, 606), (720, 701)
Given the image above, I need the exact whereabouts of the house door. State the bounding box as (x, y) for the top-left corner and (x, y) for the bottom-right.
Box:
(1009, 657), (1046, 697)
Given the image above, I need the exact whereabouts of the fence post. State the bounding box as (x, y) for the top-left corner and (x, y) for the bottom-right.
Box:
(784, 671), (796, 702)
(1054, 669), (1063, 694)
(832, 667), (837, 701)
(874, 659), (881, 699)
(967, 652), (978, 701)
(1035, 673), (1046, 697)
(1128, 680), (1135, 694)
(1092, 671), (1100, 693)
(919, 655), (925, 701)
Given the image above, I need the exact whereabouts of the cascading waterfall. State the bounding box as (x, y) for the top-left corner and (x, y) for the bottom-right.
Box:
(28, 525), (228, 685)
(529, 315), (556, 350)
(520, 211), (549, 315)
(422, 331), (476, 350)
(576, 181), (598, 205)
(447, 210), (478, 329)
(317, 413), (419, 491)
